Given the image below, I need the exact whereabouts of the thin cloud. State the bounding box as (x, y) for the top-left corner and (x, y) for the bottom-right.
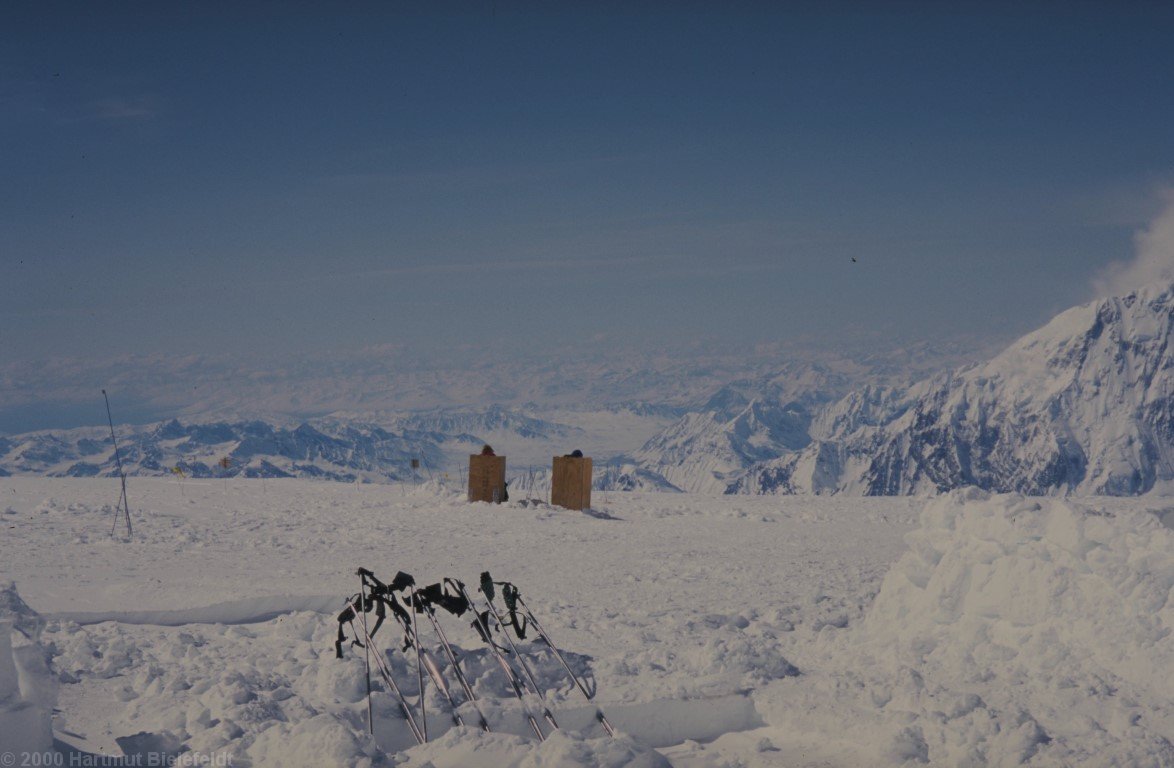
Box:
(53, 97), (159, 124)
(93, 97), (156, 120)
(279, 252), (677, 287)
(1091, 190), (1174, 298)
(363, 252), (670, 276)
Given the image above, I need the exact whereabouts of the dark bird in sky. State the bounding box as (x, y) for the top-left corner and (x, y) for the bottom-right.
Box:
(851, 257), (857, 263)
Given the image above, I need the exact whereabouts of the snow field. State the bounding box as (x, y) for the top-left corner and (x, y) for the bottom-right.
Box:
(1, 478), (1170, 765)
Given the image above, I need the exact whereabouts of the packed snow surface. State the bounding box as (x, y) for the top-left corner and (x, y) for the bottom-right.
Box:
(0, 478), (1170, 766)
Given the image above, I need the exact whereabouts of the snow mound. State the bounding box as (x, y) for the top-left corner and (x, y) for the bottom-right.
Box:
(774, 489), (1174, 765)
(395, 726), (669, 768)
(246, 713), (378, 767)
(44, 613), (391, 758)
(872, 489), (1173, 702)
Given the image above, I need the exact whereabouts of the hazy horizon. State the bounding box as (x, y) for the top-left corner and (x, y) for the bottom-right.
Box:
(4, 4), (1174, 431)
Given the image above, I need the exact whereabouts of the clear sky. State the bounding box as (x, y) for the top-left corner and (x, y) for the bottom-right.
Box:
(2, 2), (1173, 420)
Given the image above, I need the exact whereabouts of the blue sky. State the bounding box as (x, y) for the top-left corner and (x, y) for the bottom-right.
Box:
(2, 3), (1173, 426)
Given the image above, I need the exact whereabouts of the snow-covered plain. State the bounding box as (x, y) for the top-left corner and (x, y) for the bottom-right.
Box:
(1, 478), (1170, 766)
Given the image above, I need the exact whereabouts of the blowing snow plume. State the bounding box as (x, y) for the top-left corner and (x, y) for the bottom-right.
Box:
(1092, 191), (1174, 297)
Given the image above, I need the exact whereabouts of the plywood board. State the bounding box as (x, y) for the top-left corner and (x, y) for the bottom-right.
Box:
(551, 455), (592, 510)
(468, 454), (506, 503)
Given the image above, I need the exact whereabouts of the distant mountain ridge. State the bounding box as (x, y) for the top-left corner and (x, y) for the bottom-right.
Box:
(0, 406), (669, 484)
(0, 398), (786, 490)
(381, 405), (574, 441)
(0, 419), (453, 483)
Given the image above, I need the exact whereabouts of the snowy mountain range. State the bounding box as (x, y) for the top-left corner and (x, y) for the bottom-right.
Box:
(0, 406), (677, 485)
(0, 419), (457, 483)
(2, 284), (1169, 496)
(624, 363), (851, 493)
(638, 283), (1172, 496)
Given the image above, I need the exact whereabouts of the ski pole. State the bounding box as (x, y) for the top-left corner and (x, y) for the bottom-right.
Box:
(360, 580), (373, 734)
(407, 585), (428, 742)
(519, 598), (615, 734)
(415, 599), (491, 732)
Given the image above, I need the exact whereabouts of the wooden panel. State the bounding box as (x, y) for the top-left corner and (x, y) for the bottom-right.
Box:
(468, 455), (506, 503)
(551, 456), (592, 510)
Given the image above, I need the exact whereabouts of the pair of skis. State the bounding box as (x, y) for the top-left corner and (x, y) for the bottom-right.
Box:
(478, 571), (616, 738)
(344, 587), (426, 743)
(336, 568), (614, 744)
(410, 578), (492, 734)
(340, 569), (489, 744)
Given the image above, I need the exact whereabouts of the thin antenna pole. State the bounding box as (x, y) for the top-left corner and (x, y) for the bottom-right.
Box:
(102, 390), (132, 537)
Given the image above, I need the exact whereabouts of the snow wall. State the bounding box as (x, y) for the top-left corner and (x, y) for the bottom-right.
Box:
(0, 584), (55, 753)
(764, 489), (1173, 766)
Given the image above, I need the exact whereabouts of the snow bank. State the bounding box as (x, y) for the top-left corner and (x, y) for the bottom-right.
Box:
(761, 489), (1174, 765)
(874, 489), (1173, 696)
(45, 612), (381, 758)
(246, 714), (378, 767)
(394, 727), (669, 768)
(42, 610), (673, 765)
(0, 584), (55, 753)
(47, 593), (339, 627)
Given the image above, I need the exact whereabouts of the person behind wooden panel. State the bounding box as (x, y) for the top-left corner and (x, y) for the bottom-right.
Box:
(551, 450), (591, 510)
(469, 445), (507, 503)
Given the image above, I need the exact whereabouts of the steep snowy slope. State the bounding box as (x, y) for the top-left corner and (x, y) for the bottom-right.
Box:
(630, 401), (812, 493)
(625, 346), (1002, 497)
(626, 364), (856, 494)
(736, 283), (1174, 496)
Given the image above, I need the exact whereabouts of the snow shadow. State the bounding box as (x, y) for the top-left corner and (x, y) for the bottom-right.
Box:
(581, 507), (622, 520)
